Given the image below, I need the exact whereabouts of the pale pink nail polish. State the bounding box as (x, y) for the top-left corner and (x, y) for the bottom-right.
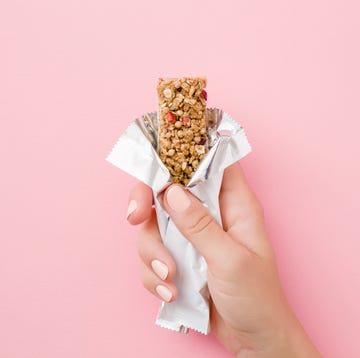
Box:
(151, 260), (168, 280)
(166, 185), (191, 213)
(126, 200), (137, 219)
(156, 285), (172, 302)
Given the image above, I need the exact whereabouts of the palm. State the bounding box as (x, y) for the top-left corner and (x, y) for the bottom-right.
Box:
(205, 164), (280, 353)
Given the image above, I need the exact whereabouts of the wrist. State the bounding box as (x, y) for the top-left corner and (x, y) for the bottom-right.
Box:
(263, 309), (322, 358)
(236, 308), (321, 358)
(283, 311), (322, 358)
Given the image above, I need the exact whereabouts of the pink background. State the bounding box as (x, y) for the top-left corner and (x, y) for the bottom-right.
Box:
(1, 1), (359, 357)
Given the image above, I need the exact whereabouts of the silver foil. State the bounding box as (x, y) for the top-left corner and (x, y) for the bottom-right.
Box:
(106, 108), (251, 334)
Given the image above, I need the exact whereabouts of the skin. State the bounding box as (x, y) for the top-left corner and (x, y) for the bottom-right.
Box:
(127, 163), (322, 358)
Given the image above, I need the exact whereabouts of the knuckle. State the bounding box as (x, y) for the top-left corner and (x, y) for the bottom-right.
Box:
(187, 212), (216, 237)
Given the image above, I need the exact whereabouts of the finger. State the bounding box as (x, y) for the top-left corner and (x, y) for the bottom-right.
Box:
(138, 208), (176, 281)
(220, 162), (263, 231)
(127, 182), (153, 225)
(162, 184), (243, 265)
(220, 162), (271, 257)
(140, 262), (178, 302)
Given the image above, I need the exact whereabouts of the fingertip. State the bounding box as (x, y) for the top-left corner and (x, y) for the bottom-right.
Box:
(127, 182), (153, 225)
(127, 202), (151, 225)
(157, 257), (176, 282)
(162, 184), (192, 214)
(148, 257), (176, 282)
(150, 259), (168, 280)
(126, 199), (138, 221)
(155, 283), (178, 303)
(140, 263), (178, 302)
(166, 260), (176, 281)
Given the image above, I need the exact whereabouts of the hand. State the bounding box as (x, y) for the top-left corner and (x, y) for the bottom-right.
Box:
(127, 163), (321, 357)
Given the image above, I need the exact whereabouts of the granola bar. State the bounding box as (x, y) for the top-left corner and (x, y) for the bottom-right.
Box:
(157, 77), (208, 186)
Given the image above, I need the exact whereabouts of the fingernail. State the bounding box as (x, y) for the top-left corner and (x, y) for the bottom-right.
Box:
(126, 200), (137, 219)
(156, 285), (172, 302)
(151, 260), (169, 280)
(166, 185), (191, 213)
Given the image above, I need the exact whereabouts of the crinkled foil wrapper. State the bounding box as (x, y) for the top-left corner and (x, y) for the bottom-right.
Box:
(106, 108), (251, 334)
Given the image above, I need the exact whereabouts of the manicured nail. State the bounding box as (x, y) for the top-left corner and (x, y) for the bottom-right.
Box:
(156, 285), (172, 302)
(166, 185), (191, 213)
(151, 260), (169, 280)
(126, 200), (137, 219)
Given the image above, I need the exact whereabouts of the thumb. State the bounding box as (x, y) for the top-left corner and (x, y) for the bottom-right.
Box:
(162, 184), (235, 264)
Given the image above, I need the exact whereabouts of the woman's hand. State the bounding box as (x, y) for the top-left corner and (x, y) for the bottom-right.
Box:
(127, 163), (321, 357)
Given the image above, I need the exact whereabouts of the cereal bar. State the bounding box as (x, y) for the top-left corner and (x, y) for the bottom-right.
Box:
(157, 77), (208, 186)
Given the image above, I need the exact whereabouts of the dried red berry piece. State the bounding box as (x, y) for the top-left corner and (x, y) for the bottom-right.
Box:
(166, 112), (176, 124)
(183, 117), (190, 125)
(201, 90), (207, 100)
(199, 137), (207, 145)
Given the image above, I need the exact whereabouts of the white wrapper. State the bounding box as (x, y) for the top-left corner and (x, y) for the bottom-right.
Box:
(106, 108), (251, 334)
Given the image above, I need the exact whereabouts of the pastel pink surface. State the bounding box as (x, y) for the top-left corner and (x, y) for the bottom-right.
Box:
(1, 1), (359, 357)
